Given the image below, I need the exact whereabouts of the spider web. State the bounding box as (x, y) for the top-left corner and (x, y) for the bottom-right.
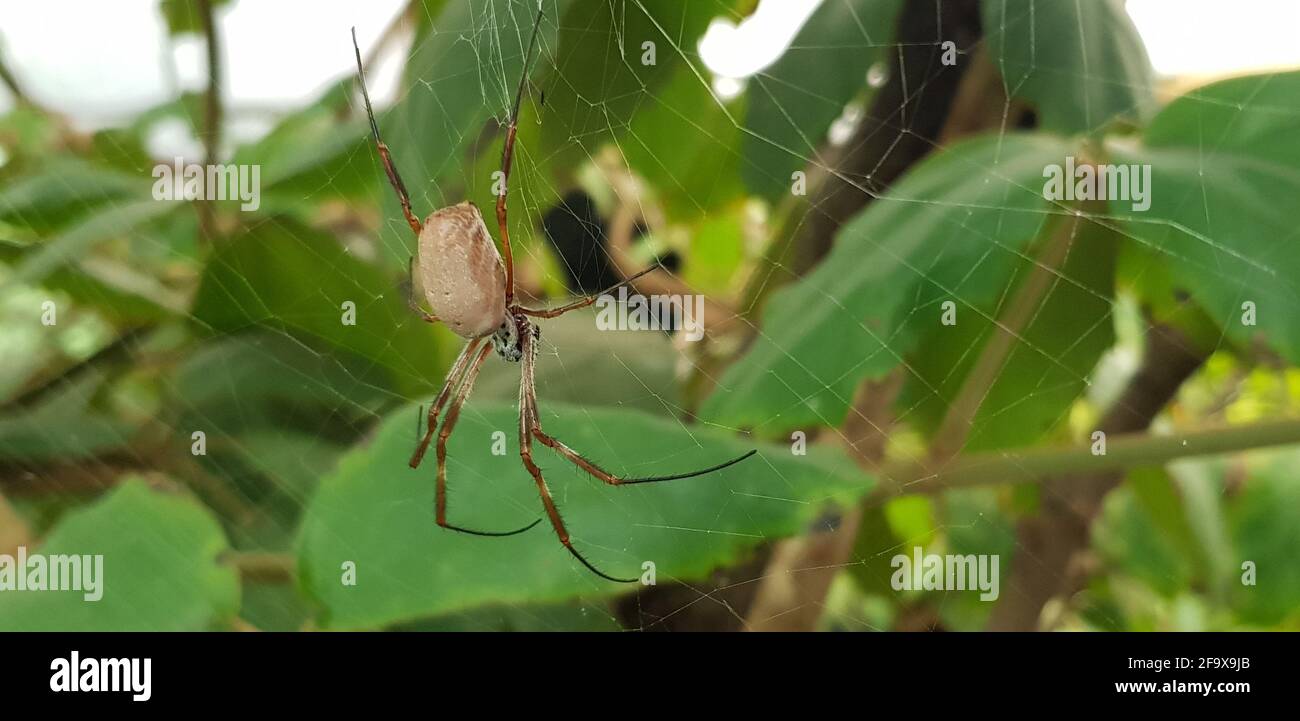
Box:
(2, 0), (1298, 632)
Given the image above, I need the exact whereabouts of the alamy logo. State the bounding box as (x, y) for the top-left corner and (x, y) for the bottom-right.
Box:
(593, 286), (705, 342)
(152, 157), (261, 211)
(1042, 155), (1151, 211)
(0, 545), (102, 601)
(890, 546), (1000, 601)
(50, 652), (151, 702)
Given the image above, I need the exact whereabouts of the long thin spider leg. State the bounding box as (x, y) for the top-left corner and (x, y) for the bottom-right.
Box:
(517, 265), (657, 319)
(351, 27), (422, 237)
(533, 428), (757, 485)
(405, 256), (439, 323)
(498, 6), (546, 307)
(517, 326), (636, 582)
(410, 338), (482, 469)
(433, 342), (539, 537)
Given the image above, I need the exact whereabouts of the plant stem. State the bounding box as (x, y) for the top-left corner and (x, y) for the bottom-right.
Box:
(928, 209), (1076, 463)
(197, 0), (222, 242)
(214, 415), (1300, 589)
(877, 416), (1300, 500)
(224, 552), (294, 584)
(987, 321), (1211, 630)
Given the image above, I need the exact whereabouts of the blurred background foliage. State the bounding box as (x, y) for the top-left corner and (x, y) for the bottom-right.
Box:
(0, 0), (1298, 631)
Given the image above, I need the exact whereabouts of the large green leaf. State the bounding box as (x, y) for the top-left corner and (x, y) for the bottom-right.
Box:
(1094, 482), (1194, 598)
(0, 368), (138, 462)
(1112, 71), (1300, 363)
(232, 79), (377, 212)
(0, 156), (149, 234)
(539, 0), (722, 169)
(1, 200), (178, 290)
(702, 132), (1078, 434)
(742, 0), (902, 197)
(1226, 449), (1300, 626)
(167, 333), (382, 530)
(375, 0), (570, 261)
(0, 478), (240, 630)
(191, 217), (451, 396)
(984, 0), (1154, 135)
(1088, 449), (1300, 628)
(895, 209), (1116, 451)
(298, 401), (864, 628)
(621, 60), (747, 220)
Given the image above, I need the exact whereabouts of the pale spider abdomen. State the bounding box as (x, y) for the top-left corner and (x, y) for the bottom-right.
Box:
(416, 201), (507, 339)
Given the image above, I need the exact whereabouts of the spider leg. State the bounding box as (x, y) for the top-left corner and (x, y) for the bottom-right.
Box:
(519, 429), (637, 582)
(432, 341), (540, 537)
(351, 27), (422, 237)
(532, 428), (757, 485)
(517, 324), (636, 582)
(517, 265), (657, 319)
(405, 256), (438, 324)
(410, 338), (482, 469)
(498, 7), (546, 308)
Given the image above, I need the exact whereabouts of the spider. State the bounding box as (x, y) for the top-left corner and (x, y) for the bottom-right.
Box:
(351, 8), (755, 582)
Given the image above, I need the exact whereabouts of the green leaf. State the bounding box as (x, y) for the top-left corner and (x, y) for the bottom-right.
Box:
(159, 0), (231, 36)
(894, 209), (1117, 450)
(701, 132), (1078, 434)
(938, 488), (1015, 629)
(298, 401), (864, 628)
(1226, 449), (1300, 625)
(1094, 482), (1193, 598)
(984, 0), (1154, 135)
(0, 103), (62, 153)
(1126, 466), (1202, 571)
(395, 600), (620, 631)
(621, 60), (747, 220)
(0, 368), (138, 462)
(539, 0), (722, 169)
(0, 156), (151, 234)
(682, 208), (747, 294)
(190, 217), (451, 396)
(0, 478), (240, 630)
(171, 332), (390, 431)
(742, 0), (903, 196)
(232, 79), (376, 210)
(847, 505), (902, 595)
(1112, 71), (1300, 364)
(1, 200), (178, 291)
(374, 0), (570, 260)
(1168, 458), (1235, 597)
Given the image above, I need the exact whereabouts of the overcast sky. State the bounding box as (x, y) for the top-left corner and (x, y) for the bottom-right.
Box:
(1, 0), (1297, 158)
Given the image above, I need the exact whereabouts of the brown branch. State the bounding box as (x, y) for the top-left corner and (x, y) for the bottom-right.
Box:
(197, 0), (222, 242)
(0, 490), (31, 555)
(619, 0), (989, 631)
(224, 551), (294, 584)
(733, 0), (1006, 632)
(740, 206), (1078, 630)
(737, 0), (987, 322)
(0, 44), (37, 110)
(743, 371), (902, 631)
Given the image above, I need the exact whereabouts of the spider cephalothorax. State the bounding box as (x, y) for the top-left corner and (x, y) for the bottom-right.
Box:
(352, 8), (755, 582)
(491, 313), (534, 363)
